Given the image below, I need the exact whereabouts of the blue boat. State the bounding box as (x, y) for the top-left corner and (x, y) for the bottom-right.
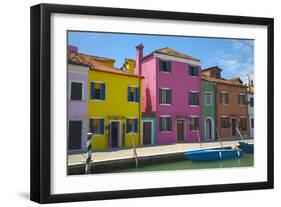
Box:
(238, 142), (254, 153)
(184, 149), (243, 161)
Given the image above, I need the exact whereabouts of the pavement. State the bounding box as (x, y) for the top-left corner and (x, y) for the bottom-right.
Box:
(68, 139), (254, 166)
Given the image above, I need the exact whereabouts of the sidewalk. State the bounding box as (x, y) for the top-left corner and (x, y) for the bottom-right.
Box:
(68, 139), (254, 166)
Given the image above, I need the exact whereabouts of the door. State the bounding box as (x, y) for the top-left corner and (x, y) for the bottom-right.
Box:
(143, 121), (152, 145)
(68, 120), (82, 150)
(111, 122), (119, 148)
(206, 118), (212, 140)
(232, 119), (237, 136)
(176, 120), (185, 142)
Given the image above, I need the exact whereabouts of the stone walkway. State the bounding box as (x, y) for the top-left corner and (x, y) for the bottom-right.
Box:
(68, 139), (254, 165)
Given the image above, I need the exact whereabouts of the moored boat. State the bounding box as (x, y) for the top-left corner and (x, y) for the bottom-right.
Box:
(184, 149), (243, 161)
(238, 142), (254, 153)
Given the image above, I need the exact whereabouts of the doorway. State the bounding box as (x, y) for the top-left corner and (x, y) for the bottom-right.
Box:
(68, 120), (82, 150)
(176, 119), (185, 142)
(110, 121), (120, 148)
(143, 121), (152, 145)
(205, 118), (212, 140)
(231, 119), (237, 136)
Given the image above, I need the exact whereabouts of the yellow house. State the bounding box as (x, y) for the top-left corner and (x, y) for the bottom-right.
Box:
(123, 58), (136, 74)
(68, 52), (143, 150)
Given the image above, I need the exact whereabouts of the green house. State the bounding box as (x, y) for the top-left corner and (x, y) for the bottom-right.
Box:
(202, 80), (216, 141)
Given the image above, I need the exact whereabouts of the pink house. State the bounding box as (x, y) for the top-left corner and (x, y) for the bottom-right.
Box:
(136, 44), (202, 145)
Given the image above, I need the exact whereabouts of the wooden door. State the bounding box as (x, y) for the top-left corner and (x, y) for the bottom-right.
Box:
(177, 120), (185, 142)
(68, 121), (82, 150)
(143, 121), (152, 145)
(111, 122), (119, 148)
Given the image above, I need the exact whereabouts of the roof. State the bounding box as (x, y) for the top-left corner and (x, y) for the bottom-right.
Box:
(227, 77), (243, 84)
(202, 74), (247, 87)
(142, 47), (200, 62)
(68, 52), (143, 78)
(202, 66), (222, 72)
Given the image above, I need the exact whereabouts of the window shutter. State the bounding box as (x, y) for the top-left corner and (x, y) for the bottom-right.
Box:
(89, 118), (94, 133)
(126, 119), (129, 132)
(128, 86), (131, 101)
(168, 62), (172, 72)
(134, 119), (138, 133)
(189, 92), (192, 105)
(100, 119), (104, 134)
(159, 89), (163, 104)
(101, 83), (105, 100)
(90, 82), (95, 99)
(160, 117), (163, 131)
(169, 90), (172, 104)
(135, 87), (139, 102)
(220, 93), (222, 103)
(168, 117), (172, 131)
(226, 94), (229, 103)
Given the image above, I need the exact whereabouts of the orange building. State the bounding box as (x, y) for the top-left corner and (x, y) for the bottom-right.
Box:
(202, 66), (249, 139)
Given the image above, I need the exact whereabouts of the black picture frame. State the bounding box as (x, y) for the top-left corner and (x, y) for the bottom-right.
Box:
(30, 3), (274, 204)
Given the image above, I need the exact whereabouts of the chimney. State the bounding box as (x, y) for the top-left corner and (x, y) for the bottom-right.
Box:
(136, 44), (144, 75)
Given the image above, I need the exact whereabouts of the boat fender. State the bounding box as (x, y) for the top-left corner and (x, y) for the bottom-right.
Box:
(219, 151), (222, 159)
(237, 151), (240, 157)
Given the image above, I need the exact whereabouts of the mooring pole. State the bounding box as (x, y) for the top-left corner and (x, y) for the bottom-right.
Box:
(85, 132), (93, 174)
(131, 131), (139, 168)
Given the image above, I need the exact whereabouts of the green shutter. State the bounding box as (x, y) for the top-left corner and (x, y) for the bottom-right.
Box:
(100, 119), (104, 134)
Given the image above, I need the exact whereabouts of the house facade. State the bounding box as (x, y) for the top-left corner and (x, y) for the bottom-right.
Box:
(67, 62), (89, 152)
(68, 51), (143, 150)
(202, 66), (249, 139)
(248, 92), (254, 138)
(138, 44), (202, 144)
(202, 80), (216, 141)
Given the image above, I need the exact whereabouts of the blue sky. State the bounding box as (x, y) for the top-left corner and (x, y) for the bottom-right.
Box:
(68, 31), (254, 82)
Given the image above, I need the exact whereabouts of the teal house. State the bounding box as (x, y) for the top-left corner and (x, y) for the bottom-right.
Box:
(202, 80), (216, 141)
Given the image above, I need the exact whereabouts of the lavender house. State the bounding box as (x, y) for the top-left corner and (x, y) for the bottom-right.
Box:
(136, 44), (202, 145)
(67, 61), (89, 152)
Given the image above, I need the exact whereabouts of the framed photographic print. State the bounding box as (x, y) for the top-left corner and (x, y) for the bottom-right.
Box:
(30, 3), (274, 203)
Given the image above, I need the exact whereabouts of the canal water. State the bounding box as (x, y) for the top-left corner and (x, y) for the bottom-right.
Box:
(101, 154), (253, 174)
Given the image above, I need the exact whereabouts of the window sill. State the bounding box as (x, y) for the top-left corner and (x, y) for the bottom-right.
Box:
(160, 104), (171, 106)
(128, 101), (139, 104)
(93, 134), (104, 137)
(189, 105), (199, 107)
(69, 99), (86, 102)
(90, 99), (105, 102)
(160, 71), (171, 74)
(160, 131), (172, 133)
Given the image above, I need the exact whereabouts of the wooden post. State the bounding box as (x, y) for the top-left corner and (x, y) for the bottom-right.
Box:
(131, 131), (139, 168)
(197, 128), (202, 149)
(236, 127), (245, 142)
(85, 132), (93, 174)
(216, 127), (223, 149)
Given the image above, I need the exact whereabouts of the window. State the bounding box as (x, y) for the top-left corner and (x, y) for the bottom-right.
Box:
(189, 117), (199, 130)
(160, 60), (171, 72)
(211, 70), (220, 78)
(160, 88), (172, 104)
(220, 92), (229, 104)
(70, 82), (83, 100)
(90, 82), (105, 100)
(221, 118), (230, 128)
(205, 92), (212, 105)
(251, 118), (254, 128)
(189, 65), (199, 76)
(160, 116), (172, 132)
(239, 118), (247, 130)
(89, 118), (104, 135)
(189, 91), (199, 106)
(128, 86), (140, 102)
(250, 97), (254, 107)
(126, 118), (138, 133)
(238, 94), (246, 105)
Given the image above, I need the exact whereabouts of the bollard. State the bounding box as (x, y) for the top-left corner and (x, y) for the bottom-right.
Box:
(85, 132), (93, 174)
